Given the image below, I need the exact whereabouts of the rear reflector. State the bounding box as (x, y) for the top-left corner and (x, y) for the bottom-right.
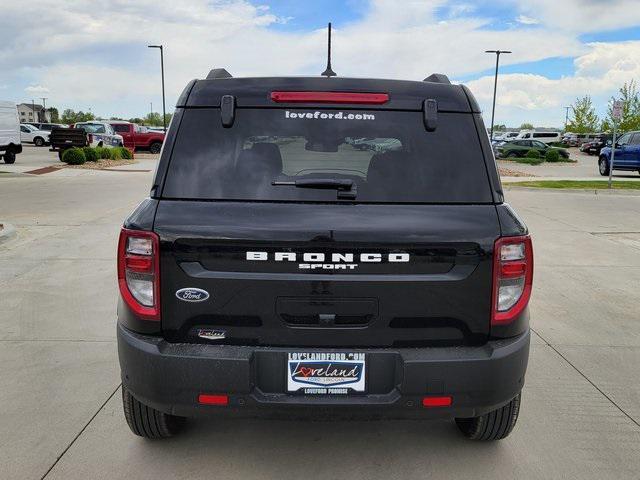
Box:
(422, 396), (452, 408)
(198, 394), (229, 406)
(270, 91), (389, 104)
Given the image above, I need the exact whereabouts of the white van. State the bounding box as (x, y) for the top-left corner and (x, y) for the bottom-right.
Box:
(0, 101), (22, 164)
(516, 130), (562, 144)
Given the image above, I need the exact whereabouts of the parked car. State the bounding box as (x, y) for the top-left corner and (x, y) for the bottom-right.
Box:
(24, 122), (68, 131)
(117, 69), (532, 442)
(566, 133), (600, 147)
(493, 131), (518, 142)
(108, 121), (165, 153)
(20, 124), (50, 146)
(74, 121), (124, 148)
(515, 130), (562, 144)
(0, 101), (22, 164)
(584, 135), (612, 156)
(50, 122), (122, 160)
(598, 131), (640, 176)
(496, 139), (569, 159)
(49, 127), (91, 160)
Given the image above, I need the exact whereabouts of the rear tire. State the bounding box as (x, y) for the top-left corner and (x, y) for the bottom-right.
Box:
(3, 151), (16, 164)
(506, 151), (518, 158)
(34, 137), (45, 147)
(122, 388), (185, 439)
(599, 157), (610, 176)
(149, 142), (162, 154)
(455, 393), (521, 441)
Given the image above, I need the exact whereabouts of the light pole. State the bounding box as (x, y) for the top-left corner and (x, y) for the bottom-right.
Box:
(485, 50), (511, 141)
(148, 45), (166, 132)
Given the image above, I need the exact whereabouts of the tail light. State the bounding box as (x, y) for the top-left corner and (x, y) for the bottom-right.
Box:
(87, 133), (93, 144)
(117, 228), (160, 321)
(492, 235), (533, 325)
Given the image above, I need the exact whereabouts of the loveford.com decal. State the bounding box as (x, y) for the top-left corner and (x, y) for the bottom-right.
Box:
(287, 352), (366, 395)
(285, 110), (376, 121)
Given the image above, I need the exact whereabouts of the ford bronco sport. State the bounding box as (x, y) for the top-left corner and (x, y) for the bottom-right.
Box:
(117, 69), (533, 441)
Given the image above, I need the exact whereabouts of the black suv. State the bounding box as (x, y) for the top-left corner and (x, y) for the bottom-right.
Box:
(117, 70), (533, 441)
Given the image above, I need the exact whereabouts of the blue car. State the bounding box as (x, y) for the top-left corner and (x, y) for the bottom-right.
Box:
(598, 131), (640, 176)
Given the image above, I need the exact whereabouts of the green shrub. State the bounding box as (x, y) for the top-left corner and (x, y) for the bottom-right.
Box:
(545, 149), (561, 163)
(525, 149), (541, 159)
(62, 148), (86, 165)
(515, 156), (544, 165)
(119, 147), (133, 160)
(82, 147), (99, 162)
(109, 147), (123, 160)
(96, 147), (111, 159)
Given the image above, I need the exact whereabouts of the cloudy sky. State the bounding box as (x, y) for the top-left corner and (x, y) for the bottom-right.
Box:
(1, 0), (639, 127)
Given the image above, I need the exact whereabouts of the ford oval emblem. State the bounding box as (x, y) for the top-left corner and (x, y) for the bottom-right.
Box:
(175, 288), (210, 302)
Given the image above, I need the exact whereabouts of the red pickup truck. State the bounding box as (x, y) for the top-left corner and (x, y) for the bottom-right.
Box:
(108, 121), (165, 154)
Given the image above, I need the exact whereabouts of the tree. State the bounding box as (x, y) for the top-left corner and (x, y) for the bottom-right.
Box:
(60, 109), (95, 124)
(520, 123), (534, 130)
(603, 81), (640, 133)
(494, 124), (507, 131)
(135, 111), (173, 127)
(48, 107), (59, 123)
(144, 112), (163, 126)
(566, 96), (599, 133)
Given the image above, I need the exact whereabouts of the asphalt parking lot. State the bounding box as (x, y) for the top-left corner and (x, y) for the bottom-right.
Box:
(1, 148), (639, 479)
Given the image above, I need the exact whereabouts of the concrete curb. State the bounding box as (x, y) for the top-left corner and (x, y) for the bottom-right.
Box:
(503, 185), (640, 196)
(0, 222), (16, 245)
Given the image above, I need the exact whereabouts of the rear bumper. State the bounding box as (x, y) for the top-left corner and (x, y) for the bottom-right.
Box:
(118, 323), (530, 419)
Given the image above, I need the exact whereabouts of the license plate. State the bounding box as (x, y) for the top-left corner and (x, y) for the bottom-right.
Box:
(287, 352), (366, 395)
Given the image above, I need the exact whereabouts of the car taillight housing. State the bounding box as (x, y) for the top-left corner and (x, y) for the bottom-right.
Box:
(492, 235), (533, 325)
(87, 133), (93, 144)
(117, 228), (160, 321)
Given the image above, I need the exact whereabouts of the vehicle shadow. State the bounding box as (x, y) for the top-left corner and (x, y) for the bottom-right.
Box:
(135, 416), (505, 479)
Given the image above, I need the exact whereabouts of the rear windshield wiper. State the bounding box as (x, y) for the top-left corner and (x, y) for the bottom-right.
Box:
(272, 179), (357, 200)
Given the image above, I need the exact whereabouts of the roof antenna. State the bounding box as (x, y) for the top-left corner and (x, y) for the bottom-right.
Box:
(321, 22), (337, 77)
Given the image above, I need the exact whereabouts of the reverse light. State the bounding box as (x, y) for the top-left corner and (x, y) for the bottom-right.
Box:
(492, 235), (533, 325)
(118, 228), (160, 321)
(270, 91), (389, 104)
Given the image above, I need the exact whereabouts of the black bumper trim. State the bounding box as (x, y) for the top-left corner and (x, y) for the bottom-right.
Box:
(118, 323), (529, 419)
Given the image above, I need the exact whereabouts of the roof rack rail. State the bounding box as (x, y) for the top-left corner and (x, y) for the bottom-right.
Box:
(206, 68), (233, 80)
(423, 73), (451, 85)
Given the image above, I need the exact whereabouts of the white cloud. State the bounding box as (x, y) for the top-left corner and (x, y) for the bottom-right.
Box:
(512, 0), (640, 33)
(0, 0), (638, 126)
(465, 41), (640, 126)
(516, 15), (539, 25)
(24, 85), (50, 95)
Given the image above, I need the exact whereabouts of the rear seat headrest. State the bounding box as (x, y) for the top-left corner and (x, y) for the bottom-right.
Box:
(248, 143), (283, 175)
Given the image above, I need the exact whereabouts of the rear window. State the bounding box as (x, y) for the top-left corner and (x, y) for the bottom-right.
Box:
(162, 108), (493, 203)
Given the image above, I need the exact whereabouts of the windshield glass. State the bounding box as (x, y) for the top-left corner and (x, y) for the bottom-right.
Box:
(162, 108), (493, 203)
(77, 123), (105, 134)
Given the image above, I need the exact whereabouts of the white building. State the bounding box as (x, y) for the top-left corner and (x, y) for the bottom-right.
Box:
(16, 103), (51, 124)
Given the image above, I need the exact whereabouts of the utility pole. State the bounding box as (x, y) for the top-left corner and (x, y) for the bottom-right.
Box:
(31, 99), (36, 122)
(564, 106), (571, 131)
(41, 97), (48, 121)
(485, 50), (512, 141)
